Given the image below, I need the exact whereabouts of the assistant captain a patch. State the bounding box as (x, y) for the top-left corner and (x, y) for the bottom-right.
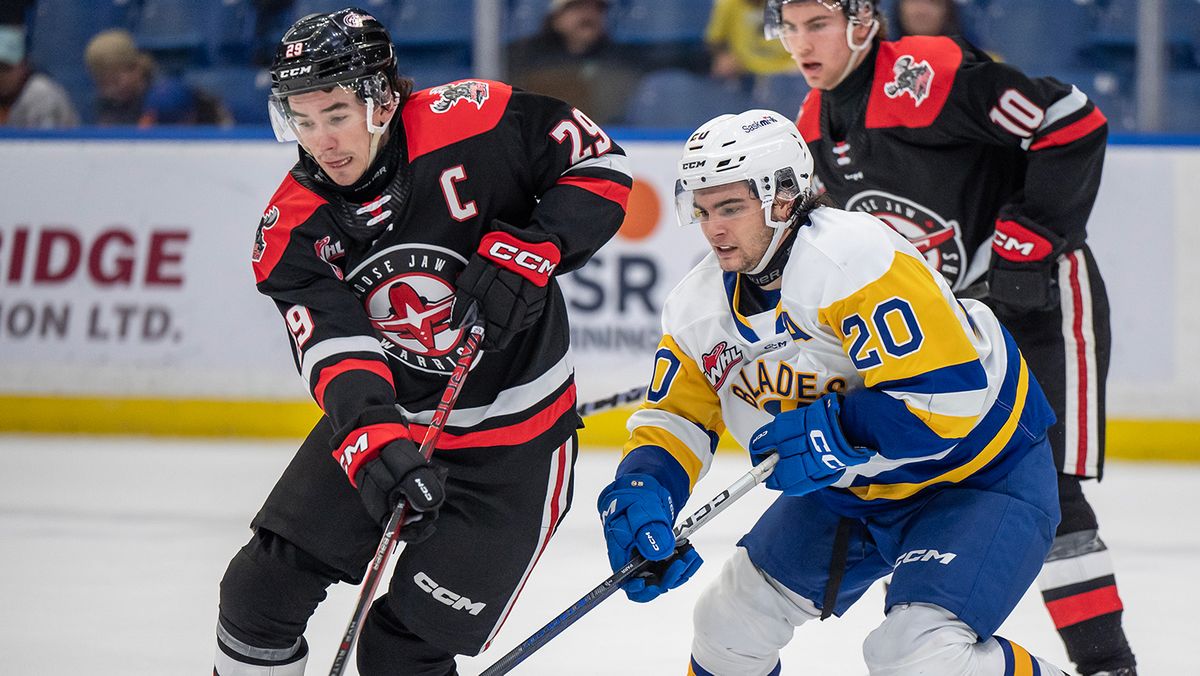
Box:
(349, 243), (471, 374)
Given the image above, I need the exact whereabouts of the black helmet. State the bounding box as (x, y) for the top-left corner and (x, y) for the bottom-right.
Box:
(269, 7), (396, 98)
(764, 0), (880, 39)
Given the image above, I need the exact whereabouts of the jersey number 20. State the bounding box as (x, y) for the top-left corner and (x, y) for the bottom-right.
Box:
(841, 298), (924, 369)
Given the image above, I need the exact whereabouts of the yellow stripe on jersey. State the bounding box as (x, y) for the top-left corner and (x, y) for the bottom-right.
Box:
(904, 402), (980, 439)
(1009, 639), (1035, 676)
(850, 357), (1030, 501)
(626, 423), (707, 489)
(623, 334), (726, 488)
(818, 252), (979, 387)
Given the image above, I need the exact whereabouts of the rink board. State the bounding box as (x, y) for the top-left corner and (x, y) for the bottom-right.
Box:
(1, 136), (1198, 460)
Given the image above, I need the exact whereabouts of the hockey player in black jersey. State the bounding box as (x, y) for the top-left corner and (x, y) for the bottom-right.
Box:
(765, 1), (1133, 674)
(213, 8), (632, 675)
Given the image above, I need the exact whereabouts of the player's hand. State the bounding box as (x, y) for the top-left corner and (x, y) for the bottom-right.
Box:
(748, 394), (873, 497)
(334, 426), (447, 542)
(987, 216), (1066, 314)
(597, 473), (703, 603)
(451, 219), (561, 351)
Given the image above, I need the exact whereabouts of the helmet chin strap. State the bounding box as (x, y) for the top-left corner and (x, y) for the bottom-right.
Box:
(829, 16), (879, 88)
(365, 96), (389, 167)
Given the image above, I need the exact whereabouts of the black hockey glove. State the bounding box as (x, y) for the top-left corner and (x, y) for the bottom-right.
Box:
(333, 422), (447, 542)
(451, 219), (561, 351)
(987, 215), (1067, 315)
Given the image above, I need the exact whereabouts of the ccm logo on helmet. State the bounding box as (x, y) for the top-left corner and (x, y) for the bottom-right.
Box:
(414, 572), (487, 615)
(277, 65), (313, 79)
(681, 160), (706, 170)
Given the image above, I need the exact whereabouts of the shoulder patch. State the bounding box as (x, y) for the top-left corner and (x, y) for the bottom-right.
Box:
(866, 37), (962, 130)
(403, 79), (513, 161)
(252, 174), (326, 284)
(796, 89), (822, 142)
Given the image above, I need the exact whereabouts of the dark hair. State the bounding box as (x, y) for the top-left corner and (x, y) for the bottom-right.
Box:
(788, 190), (839, 227)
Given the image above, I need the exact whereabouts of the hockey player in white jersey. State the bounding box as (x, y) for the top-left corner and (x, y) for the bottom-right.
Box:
(596, 109), (1072, 675)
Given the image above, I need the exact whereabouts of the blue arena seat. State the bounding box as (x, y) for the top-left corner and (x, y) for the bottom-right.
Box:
(26, 0), (137, 81)
(751, 73), (811, 120)
(507, 0), (551, 41)
(206, 0), (258, 66)
(1164, 70), (1200, 133)
(1051, 68), (1137, 133)
(624, 69), (751, 129)
(184, 67), (273, 125)
(389, 0), (473, 46)
(133, 0), (208, 61)
(612, 0), (711, 44)
(974, 0), (1097, 73)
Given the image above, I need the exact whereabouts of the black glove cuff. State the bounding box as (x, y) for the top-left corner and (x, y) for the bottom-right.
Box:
(987, 262), (1058, 313)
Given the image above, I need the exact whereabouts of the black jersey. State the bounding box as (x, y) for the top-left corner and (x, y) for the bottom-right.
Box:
(796, 37), (1108, 292)
(251, 80), (632, 450)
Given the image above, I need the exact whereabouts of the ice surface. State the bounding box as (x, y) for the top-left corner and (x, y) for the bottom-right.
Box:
(0, 435), (1191, 674)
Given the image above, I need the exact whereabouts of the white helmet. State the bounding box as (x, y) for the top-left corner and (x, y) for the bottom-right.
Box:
(675, 110), (814, 274)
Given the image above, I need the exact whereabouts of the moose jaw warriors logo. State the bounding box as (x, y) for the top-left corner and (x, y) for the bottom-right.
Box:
(351, 244), (471, 374)
(702, 341), (744, 390)
(846, 190), (967, 288)
(429, 81), (490, 114)
(884, 55), (934, 106)
(251, 205), (279, 262)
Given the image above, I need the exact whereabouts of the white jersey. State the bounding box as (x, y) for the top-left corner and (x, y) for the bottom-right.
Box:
(624, 207), (1054, 516)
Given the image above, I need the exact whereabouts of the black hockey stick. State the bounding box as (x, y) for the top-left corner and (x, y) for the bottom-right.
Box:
(575, 384), (648, 417)
(328, 305), (486, 676)
(478, 453), (780, 676)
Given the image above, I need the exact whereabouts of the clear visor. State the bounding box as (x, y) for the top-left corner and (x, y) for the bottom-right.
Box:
(674, 170), (802, 228)
(267, 74), (393, 143)
(764, 1), (845, 39)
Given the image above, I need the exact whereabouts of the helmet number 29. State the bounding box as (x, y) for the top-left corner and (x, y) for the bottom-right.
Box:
(550, 109), (612, 164)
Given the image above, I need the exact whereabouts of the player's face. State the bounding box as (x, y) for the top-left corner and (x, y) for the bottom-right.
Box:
(693, 182), (775, 274)
(287, 86), (388, 186)
(777, 2), (866, 90)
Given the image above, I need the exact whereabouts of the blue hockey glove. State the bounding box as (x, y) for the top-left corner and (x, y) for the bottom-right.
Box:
(597, 473), (703, 603)
(748, 394), (873, 497)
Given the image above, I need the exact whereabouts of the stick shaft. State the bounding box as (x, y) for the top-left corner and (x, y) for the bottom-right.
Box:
(478, 454), (778, 676)
(328, 314), (485, 676)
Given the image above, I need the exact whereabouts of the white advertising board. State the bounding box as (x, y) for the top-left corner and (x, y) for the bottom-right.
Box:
(0, 138), (1193, 418)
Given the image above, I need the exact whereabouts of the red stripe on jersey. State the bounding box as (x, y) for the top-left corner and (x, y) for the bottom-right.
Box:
(1067, 252), (1090, 474)
(410, 383), (576, 449)
(484, 441), (570, 650)
(313, 358), (395, 410)
(252, 174), (326, 284)
(402, 80), (513, 161)
(1030, 107), (1107, 151)
(866, 36), (963, 130)
(1045, 585), (1123, 628)
(796, 90), (822, 142)
(557, 174), (632, 208)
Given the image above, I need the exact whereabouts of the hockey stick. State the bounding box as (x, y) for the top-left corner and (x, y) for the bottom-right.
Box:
(575, 384), (648, 417)
(478, 453), (780, 676)
(328, 305), (486, 676)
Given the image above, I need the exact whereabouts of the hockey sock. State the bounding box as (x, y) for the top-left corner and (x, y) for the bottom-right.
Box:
(1038, 531), (1136, 674)
(993, 636), (1068, 675)
(214, 625), (307, 676)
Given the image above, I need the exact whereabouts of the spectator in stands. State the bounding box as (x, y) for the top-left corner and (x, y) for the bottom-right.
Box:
(893, 0), (965, 38)
(0, 24), (78, 128)
(507, 0), (642, 124)
(706, 0), (796, 80)
(83, 29), (232, 127)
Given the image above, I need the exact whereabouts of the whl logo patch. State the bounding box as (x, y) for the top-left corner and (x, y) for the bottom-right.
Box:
(702, 341), (744, 390)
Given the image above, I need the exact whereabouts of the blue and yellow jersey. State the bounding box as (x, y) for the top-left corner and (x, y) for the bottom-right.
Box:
(620, 207), (1055, 516)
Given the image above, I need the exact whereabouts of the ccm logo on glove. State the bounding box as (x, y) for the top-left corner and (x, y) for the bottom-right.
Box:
(811, 430), (847, 471)
(479, 231), (561, 287)
(992, 219), (1055, 262)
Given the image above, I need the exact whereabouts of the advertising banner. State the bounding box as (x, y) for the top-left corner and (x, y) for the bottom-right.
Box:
(0, 139), (1193, 421)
